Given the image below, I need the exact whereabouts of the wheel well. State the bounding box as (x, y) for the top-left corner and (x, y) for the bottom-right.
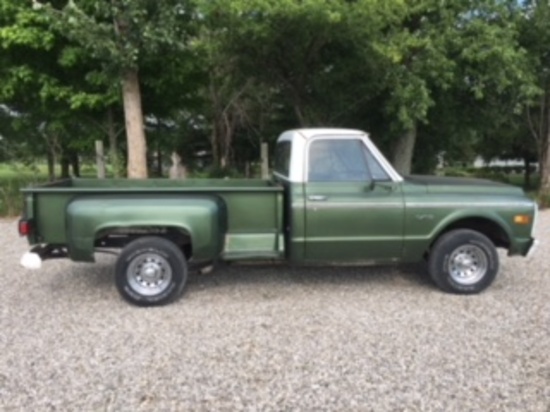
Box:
(94, 226), (193, 258)
(430, 218), (510, 252)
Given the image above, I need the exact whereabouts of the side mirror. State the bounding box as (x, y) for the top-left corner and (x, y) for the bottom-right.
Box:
(365, 180), (375, 191)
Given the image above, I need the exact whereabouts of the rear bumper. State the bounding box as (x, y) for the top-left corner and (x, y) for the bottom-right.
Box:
(20, 244), (68, 270)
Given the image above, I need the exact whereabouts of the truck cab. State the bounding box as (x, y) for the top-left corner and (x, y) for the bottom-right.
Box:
(273, 129), (406, 263)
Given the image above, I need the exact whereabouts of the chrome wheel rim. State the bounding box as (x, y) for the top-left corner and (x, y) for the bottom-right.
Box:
(127, 253), (172, 296)
(448, 245), (488, 285)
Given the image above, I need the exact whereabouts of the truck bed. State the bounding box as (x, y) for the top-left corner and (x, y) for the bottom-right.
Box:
(26, 177), (279, 191)
(22, 178), (285, 261)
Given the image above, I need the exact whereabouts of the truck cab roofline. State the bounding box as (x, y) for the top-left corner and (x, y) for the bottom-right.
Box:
(277, 128), (403, 184)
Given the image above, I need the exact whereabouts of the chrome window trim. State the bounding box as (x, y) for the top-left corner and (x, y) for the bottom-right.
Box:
(273, 171), (290, 182)
(303, 135), (402, 184)
(306, 202), (404, 209)
(361, 136), (403, 182)
(405, 201), (535, 208)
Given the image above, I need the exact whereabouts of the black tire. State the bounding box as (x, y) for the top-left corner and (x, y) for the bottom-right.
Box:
(428, 229), (499, 294)
(115, 236), (188, 306)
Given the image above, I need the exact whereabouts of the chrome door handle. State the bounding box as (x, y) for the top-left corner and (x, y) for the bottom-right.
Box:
(308, 195), (327, 201)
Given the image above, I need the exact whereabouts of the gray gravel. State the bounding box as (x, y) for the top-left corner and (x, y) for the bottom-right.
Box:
(1, 212), (549, 411)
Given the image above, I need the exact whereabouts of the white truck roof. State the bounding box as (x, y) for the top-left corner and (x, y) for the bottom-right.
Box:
(278, 128), (365, 142)
(275, 128), (402, 183)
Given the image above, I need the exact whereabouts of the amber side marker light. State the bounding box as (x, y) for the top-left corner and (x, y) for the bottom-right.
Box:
(514, 215), (531, 225)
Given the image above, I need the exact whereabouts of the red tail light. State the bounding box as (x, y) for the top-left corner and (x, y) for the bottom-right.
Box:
(18, 219), (32, 236)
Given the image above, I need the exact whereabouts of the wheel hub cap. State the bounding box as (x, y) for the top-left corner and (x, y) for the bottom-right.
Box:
(141, 262), (162, 282)
(127, 253), (173, 296)
(448, 245), (488, 285)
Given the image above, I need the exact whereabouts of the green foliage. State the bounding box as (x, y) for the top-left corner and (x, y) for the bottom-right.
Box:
(442, 167), (509, 183)
(0, 164), (48, 215)
(35, 0), (193, 71)
(517, 0), (550, 196)
(536, 191), (550, 209)
(202, 165), (244, 179)
(0, 0), (546, 186)
(442, 164), (541, 191)
(0, 178), (25, 216)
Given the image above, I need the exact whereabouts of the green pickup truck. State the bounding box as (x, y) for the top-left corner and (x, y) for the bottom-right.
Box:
(19, 128), (538, 305)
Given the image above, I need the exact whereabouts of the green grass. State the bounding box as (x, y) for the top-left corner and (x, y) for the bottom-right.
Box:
(0, 163), (47, 178)
(0, 164), (49, 217)
(441, 167), (539, 189)
(441, 167), (548, 208)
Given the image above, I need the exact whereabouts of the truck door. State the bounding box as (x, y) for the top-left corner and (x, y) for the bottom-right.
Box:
(304, 137), (405, 262)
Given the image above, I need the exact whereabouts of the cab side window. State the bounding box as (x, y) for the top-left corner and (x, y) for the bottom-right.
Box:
(308, 139), (369, 182)
(364, 147), (391, 181)
(307, 139), (390, 182)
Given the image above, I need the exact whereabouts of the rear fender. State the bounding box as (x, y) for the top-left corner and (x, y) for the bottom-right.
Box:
(66, 195), (226, 262)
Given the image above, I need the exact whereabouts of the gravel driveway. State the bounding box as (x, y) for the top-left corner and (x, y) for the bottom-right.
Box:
(1, 212), (549, 411)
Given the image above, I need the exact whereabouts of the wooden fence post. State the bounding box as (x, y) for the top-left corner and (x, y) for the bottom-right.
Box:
(95, 140), (106, 179)
(261, 142), (269, 179)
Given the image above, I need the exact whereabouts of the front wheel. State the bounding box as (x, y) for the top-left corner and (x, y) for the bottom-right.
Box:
(115, 236), (188, 306)
(428, 229), (499, 294)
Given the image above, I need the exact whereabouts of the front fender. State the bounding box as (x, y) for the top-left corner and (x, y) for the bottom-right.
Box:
(403, 207), (514, 261)
(429, 209), (513, 245)
(66, 195), (226, 262)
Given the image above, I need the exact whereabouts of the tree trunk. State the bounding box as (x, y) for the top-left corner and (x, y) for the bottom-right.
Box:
(392, 125), (417, 175)
(293, 104), (307, 127)
(71, 152), (80, 177)
(210, 130), (220, 168)
(220, 154), (227, 169)
(43, 131), (60, 182)
(220, 128), (232, 170)
(60, 151), (70, 179)
(261, 142), (269, 179)
(121, 69), (148, 178)
(156, 146), (163, 177)
(107, 107), (122, 178)
(61, 151), (79, 178)
(47, 151), (55, 182)
(539, 90), (550, 197)
(540, 134), (550, 195)
(523, 156), (531, 190)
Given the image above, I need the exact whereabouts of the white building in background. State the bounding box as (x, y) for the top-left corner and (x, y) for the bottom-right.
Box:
(472, 156), (539, 170)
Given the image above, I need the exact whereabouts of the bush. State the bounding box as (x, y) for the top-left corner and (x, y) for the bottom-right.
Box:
(441, 168), (474, 178)
(536, 190), (550, 209)
(442, 167), (511, 184)
(203, 166), (244, 178)
(0, 176), (48, 217)
(472, 168), (510, 184)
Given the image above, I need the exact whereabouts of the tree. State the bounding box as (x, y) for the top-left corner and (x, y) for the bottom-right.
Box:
(193, 0), (383, 170)
(0, 0), (76, 179)
(1, 1), (119, 177)
(519, 0), (550, 199)
(347, 0), (534, 175)
(36, 0), (196, 178)
(1, 0), (542, 186)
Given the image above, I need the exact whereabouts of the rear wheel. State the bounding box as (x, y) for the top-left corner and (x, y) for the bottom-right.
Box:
(428, 229), (499, 294)
(115, 236), (188, 306)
